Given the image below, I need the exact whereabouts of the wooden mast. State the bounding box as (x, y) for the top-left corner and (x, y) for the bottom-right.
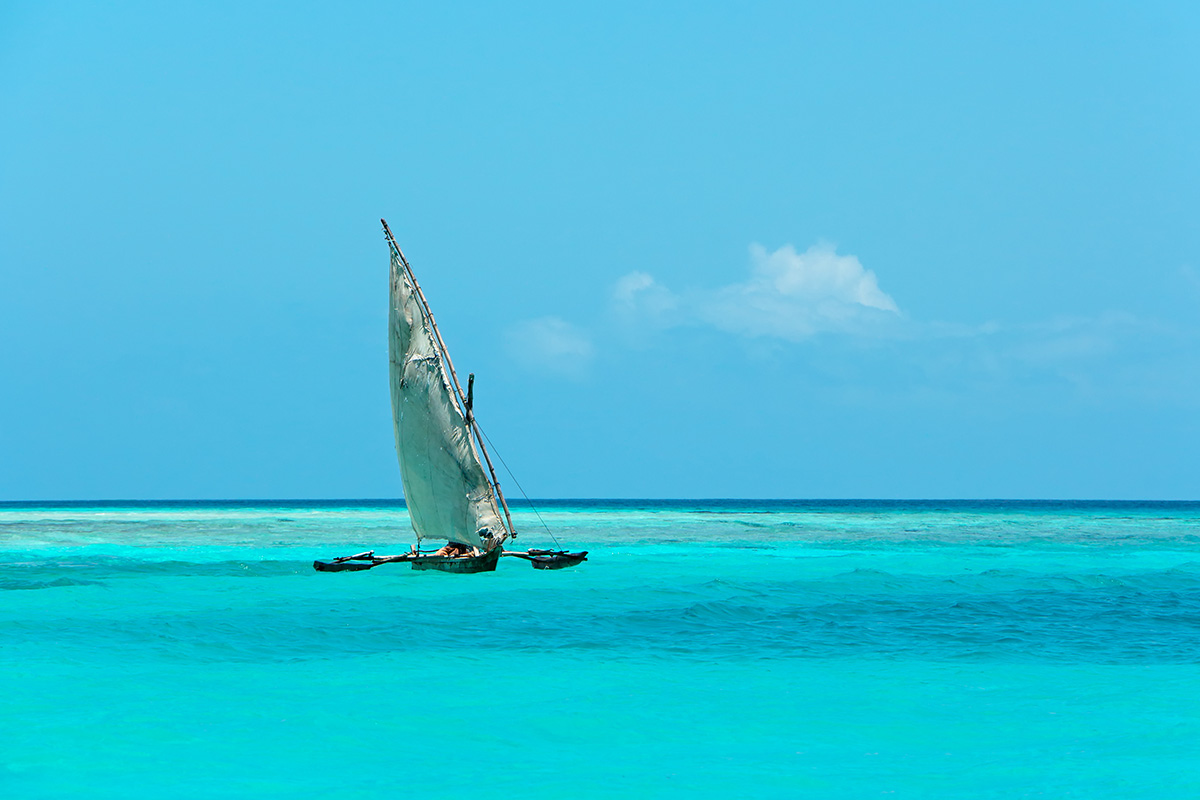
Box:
(381, 219), (518, 542)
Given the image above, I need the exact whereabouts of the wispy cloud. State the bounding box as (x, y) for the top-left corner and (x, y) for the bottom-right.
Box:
(504, 316), (594, 378)
(614, 271), (678, 318)
(532, 241), (1195, 406)
(1180, 265), (1200, 299)
(854, 310), (1200, 406)
(614, 242), (902, 340)
(1006, 312), (1137, 364)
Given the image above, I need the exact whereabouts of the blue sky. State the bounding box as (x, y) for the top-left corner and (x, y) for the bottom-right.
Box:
(2, 1), (1197, 500)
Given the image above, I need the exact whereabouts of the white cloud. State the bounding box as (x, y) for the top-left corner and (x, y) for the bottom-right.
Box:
(612, 270), (680, 329)
(598, 244), (1200, 407)
(613, 242), (901, 341)
(752, 243), (897, 312)
(505, 316), (594, 377)
(614, 271), (671, 309)
(599, 245), (1199, 405)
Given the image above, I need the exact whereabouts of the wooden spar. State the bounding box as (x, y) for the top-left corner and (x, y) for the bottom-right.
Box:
(313, 552), (415, 571)
(380, 219), (519, 541)
(333, 550), (374, 563)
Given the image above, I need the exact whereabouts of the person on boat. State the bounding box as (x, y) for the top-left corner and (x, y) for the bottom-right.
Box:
(431, 541), (471, 558)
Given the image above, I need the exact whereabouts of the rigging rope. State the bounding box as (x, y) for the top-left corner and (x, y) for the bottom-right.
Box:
(476, 425), (562, 549)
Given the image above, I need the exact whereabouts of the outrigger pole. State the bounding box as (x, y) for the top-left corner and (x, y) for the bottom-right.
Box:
(380, 219), (518, 541)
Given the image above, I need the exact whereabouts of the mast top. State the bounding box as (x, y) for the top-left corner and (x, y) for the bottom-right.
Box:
(381, 218), (404, 261)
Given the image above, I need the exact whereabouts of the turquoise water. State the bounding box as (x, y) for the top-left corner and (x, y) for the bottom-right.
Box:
(3, 500), (1200, 798)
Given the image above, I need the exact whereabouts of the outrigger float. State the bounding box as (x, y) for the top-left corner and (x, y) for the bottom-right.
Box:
(314, 220), (587, 575)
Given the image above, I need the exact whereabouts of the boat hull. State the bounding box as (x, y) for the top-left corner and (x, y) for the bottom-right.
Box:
(530, 551), (588, 570)
(410, 546), (501, 573)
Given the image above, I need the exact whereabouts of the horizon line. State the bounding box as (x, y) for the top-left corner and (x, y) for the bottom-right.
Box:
(2, 497), (1199, 505)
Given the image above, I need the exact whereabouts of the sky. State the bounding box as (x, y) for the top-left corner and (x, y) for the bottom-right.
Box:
(1, 1), (1198, 500)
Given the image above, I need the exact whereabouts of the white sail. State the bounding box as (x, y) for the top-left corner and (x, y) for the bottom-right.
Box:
(388, 248), (506, 551)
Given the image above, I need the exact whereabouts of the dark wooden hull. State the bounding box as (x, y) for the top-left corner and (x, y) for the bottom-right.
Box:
(410, 546), (501, 573)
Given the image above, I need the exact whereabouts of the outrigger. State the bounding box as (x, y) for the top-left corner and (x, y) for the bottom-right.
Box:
(314, 220), (587, 574)
(314, 548), (587, 573)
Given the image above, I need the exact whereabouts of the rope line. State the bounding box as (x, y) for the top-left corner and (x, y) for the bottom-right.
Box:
(476, 425), (561, 549)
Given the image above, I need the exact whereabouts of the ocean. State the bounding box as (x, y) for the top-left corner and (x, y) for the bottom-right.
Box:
(2, 500), (1199, 798)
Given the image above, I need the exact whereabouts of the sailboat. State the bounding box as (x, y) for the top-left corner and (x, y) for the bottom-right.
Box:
(314, 220), (587, 574)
